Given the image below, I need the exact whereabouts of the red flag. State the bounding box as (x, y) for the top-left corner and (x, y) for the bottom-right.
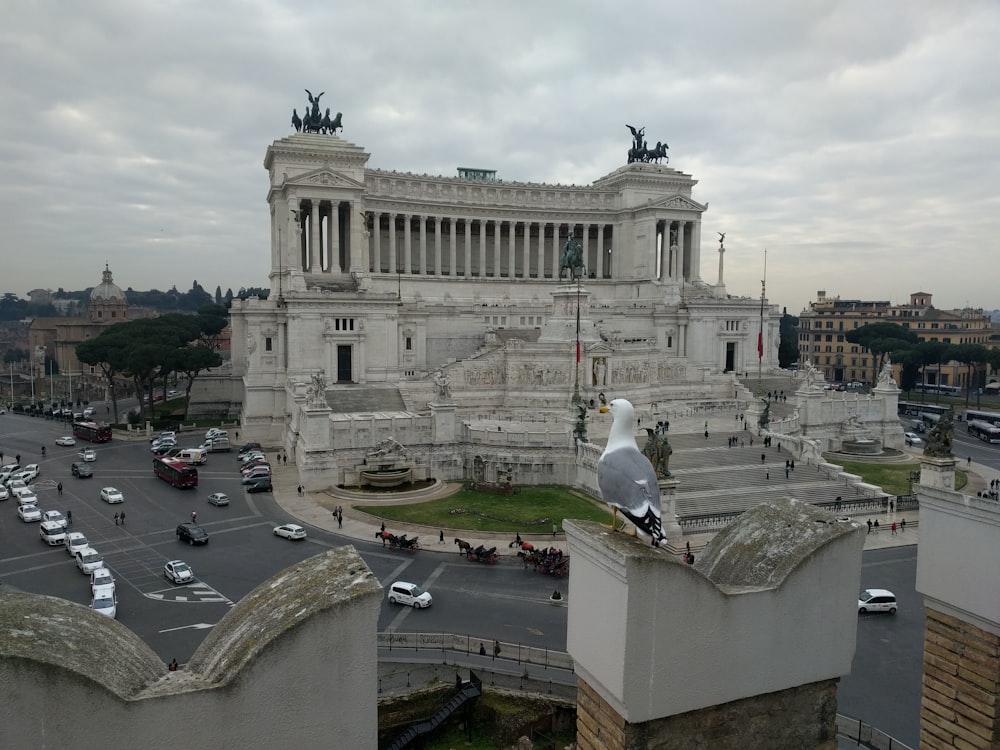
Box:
(576, 338), (581, 363)
(757, 330), (763, 359)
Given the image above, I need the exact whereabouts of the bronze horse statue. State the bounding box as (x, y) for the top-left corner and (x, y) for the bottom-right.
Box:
(559, 236), (585, 280)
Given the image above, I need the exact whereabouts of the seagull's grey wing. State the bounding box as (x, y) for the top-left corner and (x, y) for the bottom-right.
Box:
(598, 448), (659, 514)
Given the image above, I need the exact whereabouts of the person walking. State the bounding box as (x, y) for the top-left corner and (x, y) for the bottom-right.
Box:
(873, 519), (880, 533)
(439, 529), (444, 544)
(552, 523), (557, 537)
(57, 482), (63, 496)
(66, 509), (72, 525)
(119, 510), (125, 526)
(901, 518), (906, 532)
(761, 453), (766, 464)
(114, 512), (119, 526)
(191, 510), (197, 522)
(337, 512), (342, 529)
(867, 519), (873, 534)
(785, 466), (789, 479)
(891, 522), (897, 535)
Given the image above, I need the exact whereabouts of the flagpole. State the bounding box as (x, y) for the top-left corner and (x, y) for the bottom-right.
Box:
(757, 249), (767, 391)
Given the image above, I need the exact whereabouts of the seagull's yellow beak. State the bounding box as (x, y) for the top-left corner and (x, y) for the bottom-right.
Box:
(599, 405), (609, 414)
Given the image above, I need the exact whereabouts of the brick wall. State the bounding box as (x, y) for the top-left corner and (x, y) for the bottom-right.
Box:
(921, 607), (1000, 749)
(577, 677), (839, 750)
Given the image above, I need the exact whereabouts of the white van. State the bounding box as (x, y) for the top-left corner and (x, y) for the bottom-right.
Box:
(40, 521), (67, 546)
(83, 407), (96, 418)
(177, 448), (207, 465)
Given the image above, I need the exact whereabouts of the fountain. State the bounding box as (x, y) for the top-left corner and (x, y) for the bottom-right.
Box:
(350, 438), (421, 489)
(836, 415), (883, 455)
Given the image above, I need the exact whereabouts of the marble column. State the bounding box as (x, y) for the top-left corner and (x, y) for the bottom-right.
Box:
(309, 201), (321, 272)
(329, 201), (340, 273)
(478, 220), (486, 277)
(372, 212), (381, 274)
(550, 223), (559, 279)
(403, 214), (412, 274)
(388, 213), (397, 274)
(434, 216), (443, 275)
(419, 215), (427, 274)
(507, 221), (516, 278)
(464, 218), (472, 276)
(691, 221), (702, 281)
(492, 220), (501, 277)
(449, 218), (457, 276)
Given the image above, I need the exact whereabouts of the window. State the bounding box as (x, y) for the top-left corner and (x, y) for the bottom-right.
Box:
(264, 337), (272, 352)
(667, 336), (673, 348)
(836, 335), (844, 342)
(825, 335), (833, 342)
(405, 337), (412, 351)
(111, 311), (117, 318)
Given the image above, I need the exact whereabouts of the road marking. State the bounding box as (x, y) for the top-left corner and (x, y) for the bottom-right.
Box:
(158, 623), (216, 633)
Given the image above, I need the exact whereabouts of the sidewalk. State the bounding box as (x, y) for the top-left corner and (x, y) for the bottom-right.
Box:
(261, 447), (982, 558)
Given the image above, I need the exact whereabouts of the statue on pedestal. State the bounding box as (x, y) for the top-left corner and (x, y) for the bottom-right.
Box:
(559, 235), (584, 280)
(433, 369), (452, 400)
(306, 370), (328, 408)
(924, 413), (953, 458)
(642, 428), (673, 478)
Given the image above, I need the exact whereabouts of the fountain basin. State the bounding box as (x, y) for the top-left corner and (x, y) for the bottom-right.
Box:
(360, 468), (412, 488)
(841, 438), (882, 455)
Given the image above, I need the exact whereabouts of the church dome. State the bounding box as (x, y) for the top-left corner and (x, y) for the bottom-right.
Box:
(90, 264), (126, 301)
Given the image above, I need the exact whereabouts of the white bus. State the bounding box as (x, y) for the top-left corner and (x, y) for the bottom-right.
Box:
(967, 420), (1000, 444)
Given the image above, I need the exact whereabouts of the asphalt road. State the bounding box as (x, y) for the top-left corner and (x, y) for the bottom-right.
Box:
(0, 411), (947, 746)
(0, 412), (568, 665)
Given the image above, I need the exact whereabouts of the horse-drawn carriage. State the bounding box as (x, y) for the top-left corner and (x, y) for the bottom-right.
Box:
(376, 530), (420, 553)
(515, 542), (569, 578)
(454, 538), (499, 565)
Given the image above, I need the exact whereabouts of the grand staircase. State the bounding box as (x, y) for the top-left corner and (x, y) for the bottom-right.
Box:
(325, 384), (407, 413)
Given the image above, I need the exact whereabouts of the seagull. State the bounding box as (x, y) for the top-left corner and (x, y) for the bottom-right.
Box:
(597, 398), (666, 546)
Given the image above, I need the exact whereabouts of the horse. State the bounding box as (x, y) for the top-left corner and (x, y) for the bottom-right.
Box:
(454, 538), (473, 555)
(291, 109), (302, 132)
(559, 238), (584, 280)
(376, 530), (395, 547)
(328, 111), (343, 135)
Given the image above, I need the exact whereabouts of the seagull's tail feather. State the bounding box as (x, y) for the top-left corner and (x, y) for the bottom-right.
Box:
(621, 507), (666, 547)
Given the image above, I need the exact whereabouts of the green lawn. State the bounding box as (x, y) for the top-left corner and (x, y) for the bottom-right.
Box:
(833, 460), (967, 495)
(354, 486), (610, 533)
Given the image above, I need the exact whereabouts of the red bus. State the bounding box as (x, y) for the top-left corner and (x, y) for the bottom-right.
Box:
(73, 421), (113, 443)
(153, 457), (198, 489)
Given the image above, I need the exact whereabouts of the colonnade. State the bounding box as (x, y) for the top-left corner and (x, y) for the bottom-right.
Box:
(364, 214), (616, 280)
(293, 199), (351, 273)
(655, 219), (701, 282)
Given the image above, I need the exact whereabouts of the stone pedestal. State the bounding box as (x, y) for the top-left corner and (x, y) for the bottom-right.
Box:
(919, 455), (957, 491)
(565, 498), (864, 749)
(657, 477), (682, 540)
(430, 401), (457, 443)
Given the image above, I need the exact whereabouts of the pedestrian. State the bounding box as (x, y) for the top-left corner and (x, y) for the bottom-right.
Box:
(168, 658), (178, 672)
(380, 521), (386, 533)
(114, 512), (119, 526)
(57, 482), (63, 495)
(493, 640), (501, 658)
(297, 485), (303, 496)
(785, 459), (790, 470)
(191, 510), (197, 522)
(891, 522), (897, 535)
(439, 529), (444, 544)
(785, 467), (789, 479)
(235, 430), (239, 441)
(790, 460), (795, 470)
(766, 470), (769, 480)
(119, 510), (125, 526)
(901, 518), (906, 532)
(16, 453), (21, 464)
(968, 456), (972, 466)
(889, 500), (894, 513)
(873, 519), (880, 533)
(686, 540), (691, 555)
(479, 643), (486, 656)
(284, 454), (288, 465)
(66, 509), (72, 524)
(552, 522), (557, 537)
(749, 436), (754, 446)
(337, 513), (343, 529)
(761, 453), (766, 464)
(867, 519), (873, 534)
(704, 429), (709, 440)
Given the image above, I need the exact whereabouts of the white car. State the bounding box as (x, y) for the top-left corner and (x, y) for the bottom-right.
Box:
(15, 488), (37, 505)
(207, 492), (229, 507)
(90, 591), (117, 618)
(21, 464), (40, 481)
(9, 479), (28, 494)
(274, 523), (307, 540)
(100, 487), (124, 504)
(387, 581), (433, 609)
(163, 560), (194, 584)
(42, 510), (68, 529)
(65, 531), (89, 556)
(90, 567), (115, 594)
(18, 504), (42, 522)
(78, 449), (97, 462)
(75, 547), (104, 574)
(858, 588), (897, 615)
(0, 486), (8, 501)
(904, 432), (923, 447)
(40, 521), (67, 546)
(205, 428), (226, 440)
(55, 436), (76, 446)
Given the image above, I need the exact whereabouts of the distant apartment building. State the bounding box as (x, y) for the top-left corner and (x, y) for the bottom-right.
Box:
(798, 291), (992, 388)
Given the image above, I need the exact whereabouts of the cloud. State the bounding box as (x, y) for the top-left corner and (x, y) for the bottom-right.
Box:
(0, 0), (997, 315)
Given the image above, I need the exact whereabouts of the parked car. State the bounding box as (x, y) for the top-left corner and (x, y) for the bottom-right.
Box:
(244, 478), (273, 494)
(176, 522), (209, 545)
(71, 462), (93, 478)
(163, 559), (194, 584)
(90, 567), (115, 594)
(237, 442), (262, 457)
(64, 531), (89, 556)
(387, 581), (433, 609)
(77, 449), (97, 462)
(90, 591), (117, 618)
(55, 436), (76, 446)
(205, 428), (228, 441)
(151, 431), (176, 444)
(273, 523), (307, 540)
(100, 487), (124, 504)
(17, 504), (42, 522)
(21, 464), (40, 481)
(42, 510), (68, 528)
(207, 492), (229, 507)
(40, 521), (67, 546)
(75, 547), (104, 574)
(15, 489), (38, 505)
(858, 588), (897, 614)
(0, 486), (8, 501)
(904, 432), (923, 447)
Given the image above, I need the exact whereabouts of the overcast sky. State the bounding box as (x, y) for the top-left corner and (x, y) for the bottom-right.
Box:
(2, 1), (997, 315)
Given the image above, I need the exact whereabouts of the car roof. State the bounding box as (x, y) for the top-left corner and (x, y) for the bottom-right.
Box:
(166, 559), (189, 566)
(861, 588), (895, 597)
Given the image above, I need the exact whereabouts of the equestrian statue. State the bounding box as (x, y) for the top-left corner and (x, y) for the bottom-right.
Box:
(626, 124), (669, 164)
(292, 89), (343, 135)
(559, 235), (585, 280)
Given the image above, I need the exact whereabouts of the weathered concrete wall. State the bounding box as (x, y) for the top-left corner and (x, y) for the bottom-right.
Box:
(566, 497), (864, 738)
(0, 547), (381, 750)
